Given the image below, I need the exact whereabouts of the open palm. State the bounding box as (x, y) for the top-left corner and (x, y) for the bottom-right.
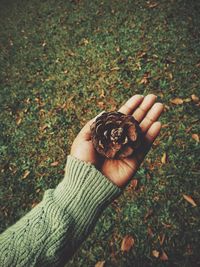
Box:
(70, 94), (163, 188)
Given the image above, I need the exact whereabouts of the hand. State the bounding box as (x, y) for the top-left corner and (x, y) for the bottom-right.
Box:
(70, 94), (164, 187)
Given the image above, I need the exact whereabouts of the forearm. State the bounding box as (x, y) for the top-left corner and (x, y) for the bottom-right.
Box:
(0, 155), (122, 267)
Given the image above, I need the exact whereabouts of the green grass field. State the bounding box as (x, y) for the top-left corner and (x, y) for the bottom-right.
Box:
(0, 0), (200, 266)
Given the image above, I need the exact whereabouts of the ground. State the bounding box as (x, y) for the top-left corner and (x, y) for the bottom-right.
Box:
(0, 0), (200, 266)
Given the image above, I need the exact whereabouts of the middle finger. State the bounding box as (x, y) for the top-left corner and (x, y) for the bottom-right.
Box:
(132, 94), (157, 123)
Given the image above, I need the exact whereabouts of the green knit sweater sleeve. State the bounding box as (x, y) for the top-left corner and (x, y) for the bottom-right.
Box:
(0, 155), (122, 267)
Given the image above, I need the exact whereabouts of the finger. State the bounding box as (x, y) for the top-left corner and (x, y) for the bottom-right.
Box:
(135, 121), (162, 163)
(145, 121), (162, 144)
(78, 111), (105, 141)
(132, 94), (157, 123)
(118, 94), (144, 115)
(77, 119), (94, 140)
(139, 103), (164, 133)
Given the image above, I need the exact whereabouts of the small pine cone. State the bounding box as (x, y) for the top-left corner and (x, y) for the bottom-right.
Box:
(90, 111), (142, 159)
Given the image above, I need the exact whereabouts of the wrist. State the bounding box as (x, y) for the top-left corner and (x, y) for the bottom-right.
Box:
(52, 155), (122, 241)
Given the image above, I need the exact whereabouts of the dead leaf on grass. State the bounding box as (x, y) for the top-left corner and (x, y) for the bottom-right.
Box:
(192, 134), (199, 142)
(160, 249), (168, 261)
(161, 152), (167, 164)
(130, 179), (138, 190)
(147, 2), (159, 8)
(16, 117), (22, 125)
(100, 89), (105, 98)
(170, 98), (183, 105)
(50, 161), (59, 167)
(159, 233), (165, 245)
(110, 67), (120, 71)
(191, 94), (199, 103)
(183, 194), (197, 207)
(147, 226), (154, 238)
(22, 170), (30, 180)
(121, 235), (135, 252)
(95, 261), (105, 267)
(152, 250), (159, 258)
(144, 208), (153, 222)
(139, 73), (150, 85)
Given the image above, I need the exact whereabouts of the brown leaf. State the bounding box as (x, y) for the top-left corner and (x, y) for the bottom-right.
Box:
(97, 101), (105, 108)
(168, 72), (173, 80)
(100, 89), (105, 98)
(144, 208), (153, 222)
(22, 170), (30, 180)
(16, 117), (22, 125)
(161, 152), (167, 164)
(121, 235), (135, 252)
(183, 194), (197, 207)
(130, 179), (138, 190)
(192, 134), (199, 142)
(40, 124), (49, 132)
(147, 226), (154, 238)
(137, 51), (147, 58)
(160, 250), (168, 261)
(152, 250), (159, 258)
(81, 38), (89, 45)
(95, 261), (105, 267)
(139, 77), (148, 85)
(50, 161), (59, 167)
(170, 98), (183, 105)
(191, 94), (199, 103)
(159, 233), (165, 245)
(110, 67), (120, 71)
(147, 2), (159, 8)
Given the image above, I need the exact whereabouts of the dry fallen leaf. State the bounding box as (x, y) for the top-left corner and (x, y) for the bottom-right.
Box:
(100, 89), (105, 98)
(168, 72), (173, 80)
(110, 67), (120, 71)
(159, 233), (165, 245)
(147, 2), (159, 8)
(144, 208), (153, 222)
(137, 51), (147, 58)
(95, 261), (105, 267)
(191, 94), (199, 103)
(160, 250), (168, 261)
(130, 179), (138, 190)
(97, 101), (105, 108)
(50, 161), (59, 167)
(152, 250), (159, 258)
(22, 170), (30, 180)
(170, 98), (183, 105)
(139, 73), (150, 85)
(40, 124), (49, 132)
(161, 152), (167, 164)
(147, 226), (154, 238)
(16, 117), (22, 125)
(121, 235), (135, 252)
(192, 134), (199, 142)
(183, 194), (197, 207)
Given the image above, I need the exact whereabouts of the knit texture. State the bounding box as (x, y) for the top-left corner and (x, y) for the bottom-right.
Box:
(0, 155), (122, 267)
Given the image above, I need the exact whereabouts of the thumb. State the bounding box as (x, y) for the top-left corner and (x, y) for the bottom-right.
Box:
(78, 111), (106, 141)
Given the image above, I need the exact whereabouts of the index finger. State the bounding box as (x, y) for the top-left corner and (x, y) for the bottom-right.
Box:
(118, 95), (144, 115)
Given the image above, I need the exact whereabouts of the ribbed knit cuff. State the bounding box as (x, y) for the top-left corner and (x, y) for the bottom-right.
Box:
(52, 155), (122, 241)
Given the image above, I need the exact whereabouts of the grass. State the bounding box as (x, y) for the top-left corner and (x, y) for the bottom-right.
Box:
(0, 0), (200, 266)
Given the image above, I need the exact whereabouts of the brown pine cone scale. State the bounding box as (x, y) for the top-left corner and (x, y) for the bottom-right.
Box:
(90, 111), (142, 159)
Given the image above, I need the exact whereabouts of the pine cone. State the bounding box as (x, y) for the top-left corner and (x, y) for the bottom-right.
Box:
(90, 111), (142, 159)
